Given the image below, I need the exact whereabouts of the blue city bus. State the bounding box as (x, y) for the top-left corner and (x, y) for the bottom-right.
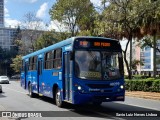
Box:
(20, 36), (125, 107)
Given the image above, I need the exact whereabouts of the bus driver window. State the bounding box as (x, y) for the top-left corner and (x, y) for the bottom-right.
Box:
(75, 51), (88, 76)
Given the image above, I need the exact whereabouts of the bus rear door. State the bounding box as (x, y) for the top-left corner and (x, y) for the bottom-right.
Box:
(23, 61), (28, 89)
(64, 52), (73, 102)
(38, 58), (43, 95)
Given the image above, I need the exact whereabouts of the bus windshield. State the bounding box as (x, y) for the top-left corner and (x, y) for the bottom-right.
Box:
(75, 50), (123, 80)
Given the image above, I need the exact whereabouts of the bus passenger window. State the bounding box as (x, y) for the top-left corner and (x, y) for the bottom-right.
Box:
(44, 51), (52, 69)
(32, 56), (37, 70)
(21, 60), (25, 72)
(28, 56), (37, 71)
(29, 57), (33, 70)
(53, 49), (62, 69)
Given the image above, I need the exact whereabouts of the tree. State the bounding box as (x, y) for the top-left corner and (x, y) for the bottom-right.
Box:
(10, 55), (22, 73)
(139, 0), (160, 78)
(22, 11), (43, 30)
(34, 31), (60, 50)
(49, 0), (95, 36)
(0, 48), (16, 76)
(101, 0), (144, 79)
(12, 26), (22, 55)
(140, 35), (160, 52)
(20, 12), (44, 54)
(132, 59), (143, 74)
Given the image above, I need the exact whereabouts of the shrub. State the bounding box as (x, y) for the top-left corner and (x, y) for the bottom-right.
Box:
(132, 75), (147, 79)
(146, 78), (156, 81)
(125, 79), (160, 92)
(152, 80), (160, 92)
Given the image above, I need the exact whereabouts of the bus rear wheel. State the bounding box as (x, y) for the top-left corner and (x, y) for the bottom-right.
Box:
(55, 88), (63, 107)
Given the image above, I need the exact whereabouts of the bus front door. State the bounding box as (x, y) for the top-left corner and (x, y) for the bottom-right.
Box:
(64, 52), (72, 102)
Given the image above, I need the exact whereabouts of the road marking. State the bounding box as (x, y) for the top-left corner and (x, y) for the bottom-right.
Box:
(3, 87), (27, 95)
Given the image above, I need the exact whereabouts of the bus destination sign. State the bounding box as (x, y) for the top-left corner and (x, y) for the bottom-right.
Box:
(94, 42), (111, 47)
(79, 41), (90, 47)
(78, 40), (111, 48)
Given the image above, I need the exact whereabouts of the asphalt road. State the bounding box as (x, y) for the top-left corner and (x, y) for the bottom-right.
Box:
(0, 81), (160, 120)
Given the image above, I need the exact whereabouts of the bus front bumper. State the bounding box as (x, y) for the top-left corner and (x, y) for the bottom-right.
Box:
(73, 91), (125, 104)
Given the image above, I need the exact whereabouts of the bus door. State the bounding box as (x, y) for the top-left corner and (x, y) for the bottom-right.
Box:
(38, 59), (43, 94)
(64, 52), (73, 102)
(24, 62), (28, 89)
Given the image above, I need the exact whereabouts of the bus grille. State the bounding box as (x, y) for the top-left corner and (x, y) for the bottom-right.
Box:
(86, 84), (113, 89)
(94, 96), (111, 101)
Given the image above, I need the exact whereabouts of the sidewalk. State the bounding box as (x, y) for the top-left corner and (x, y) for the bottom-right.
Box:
(126, 91), (160, 100)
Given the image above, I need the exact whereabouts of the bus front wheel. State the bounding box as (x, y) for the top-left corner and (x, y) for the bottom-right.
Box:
(55, 88), (63, 107)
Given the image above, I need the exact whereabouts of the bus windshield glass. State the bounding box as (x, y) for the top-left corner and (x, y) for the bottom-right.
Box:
(75, 50), (123, 80)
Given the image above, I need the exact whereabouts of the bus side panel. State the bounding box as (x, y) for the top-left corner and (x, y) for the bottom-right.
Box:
(31, 71), (38, 94)
(50, 70), (63, 98)
(41, 69), (62, 98)
(26, 71), (31, 90)
(26, 71), (37, 92)
(20, 71), (25, 89)
(42, 70), (53, 97)
(21, 61), (28, 90)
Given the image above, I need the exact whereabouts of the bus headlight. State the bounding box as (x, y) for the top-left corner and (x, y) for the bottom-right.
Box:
(120, 85), (124, 89)
(77, 86), (82, 90)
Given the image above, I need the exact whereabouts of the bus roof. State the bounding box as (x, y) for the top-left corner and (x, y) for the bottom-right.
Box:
(22, 36), (118, 59)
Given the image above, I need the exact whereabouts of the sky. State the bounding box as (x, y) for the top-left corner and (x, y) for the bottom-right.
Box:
(4, 0), (101, 31)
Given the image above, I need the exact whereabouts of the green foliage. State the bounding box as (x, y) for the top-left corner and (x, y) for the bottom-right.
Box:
(0, 48), (18, 76)
(125, 79), (160, 92)
(100, 0), (160, 79)
(49, 0), (96, 36)
(132, 59), (143, 70)
(10, 55), (22, 73)
(152, 80), (160, 92)
(34, 31), (60, 50)
(132, 75), (147, 79)
(78, 30), (92, 36)
(146, 77), (155, 81)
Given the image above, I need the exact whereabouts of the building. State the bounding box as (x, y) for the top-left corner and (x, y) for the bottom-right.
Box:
(0, 27), (17, 50)
(20, 29), (44, 54)
(0, 0), (4, 28)
(0, 0), (16, 50)
(132, 39), (160, 76)
(140, 40), (160, 75)
(0, 0), (45, 51)
(132, 40), (141, 73)
(121, 38), (160, 76)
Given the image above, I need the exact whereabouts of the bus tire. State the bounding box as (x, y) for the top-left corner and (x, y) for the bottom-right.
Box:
(28, 83), (35, 98)
(55, 88), (63, 107)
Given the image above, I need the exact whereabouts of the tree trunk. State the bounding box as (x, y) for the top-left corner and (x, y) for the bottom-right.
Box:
(123, 40), (131, 79)
(129, 38), (132, 79)
(153, 32), (157, 78)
